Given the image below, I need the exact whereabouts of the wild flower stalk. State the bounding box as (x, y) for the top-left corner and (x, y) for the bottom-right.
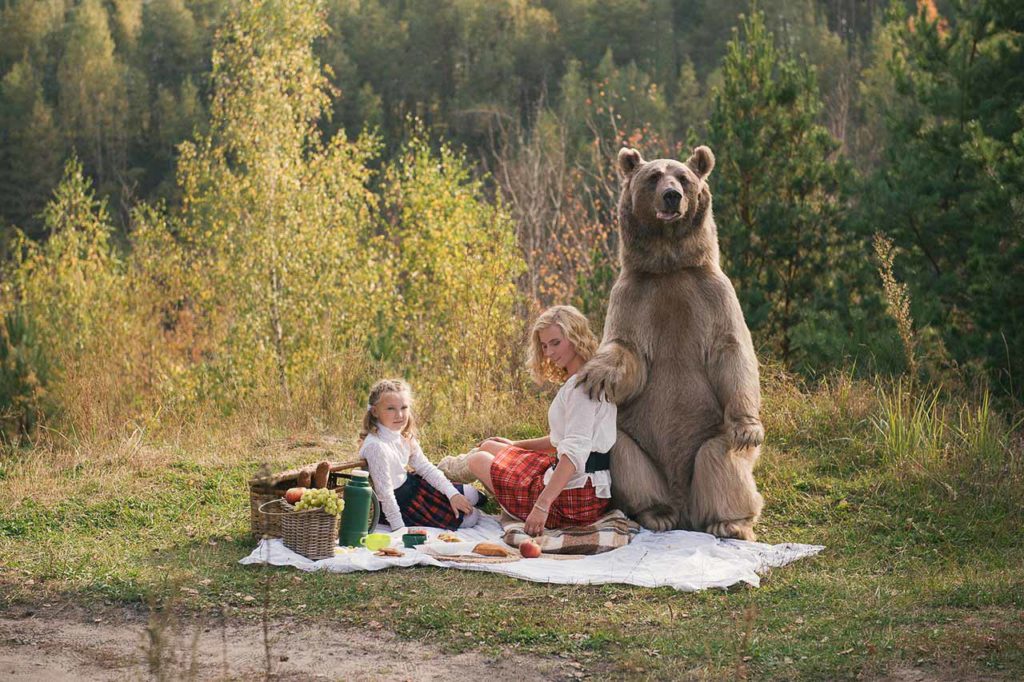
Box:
(874, 232), (918, 379)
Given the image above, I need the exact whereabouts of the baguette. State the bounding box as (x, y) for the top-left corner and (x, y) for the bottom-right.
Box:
(312, 460), (330, 488)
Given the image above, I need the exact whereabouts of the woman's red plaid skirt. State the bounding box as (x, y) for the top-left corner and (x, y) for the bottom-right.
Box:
(490, 446), (610, 528)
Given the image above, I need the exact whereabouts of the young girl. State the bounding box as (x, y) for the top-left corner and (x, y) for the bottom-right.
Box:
(444, 305), (614, 536)
(358, 379), (483, 534)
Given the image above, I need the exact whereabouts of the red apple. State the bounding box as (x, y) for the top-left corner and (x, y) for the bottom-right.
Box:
(520, 540), (541, 558)
(284, 487), (306, 504)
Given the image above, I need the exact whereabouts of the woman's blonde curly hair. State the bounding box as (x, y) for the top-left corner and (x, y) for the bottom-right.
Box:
(359, 378), (418, 442)
(526, 305), (600, 386)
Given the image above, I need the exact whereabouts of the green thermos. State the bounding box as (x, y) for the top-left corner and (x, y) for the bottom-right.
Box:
(339, 469), (380, 547)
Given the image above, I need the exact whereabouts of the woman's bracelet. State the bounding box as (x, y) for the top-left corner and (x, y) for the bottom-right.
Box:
(533, 502), (549, 514)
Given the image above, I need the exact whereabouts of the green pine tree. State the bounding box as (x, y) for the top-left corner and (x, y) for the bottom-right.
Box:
(0, 58), (64, 240)
(57, 0), (130, 197)
(862, 0), (1024, 395)
(708, 8), (854, 368)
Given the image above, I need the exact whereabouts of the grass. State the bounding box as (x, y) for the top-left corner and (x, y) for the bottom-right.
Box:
(1, 372), (1022, 680)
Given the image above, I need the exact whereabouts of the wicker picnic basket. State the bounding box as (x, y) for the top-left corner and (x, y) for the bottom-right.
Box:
(258, 498), (341, 560)
(248, 436), (366, 540)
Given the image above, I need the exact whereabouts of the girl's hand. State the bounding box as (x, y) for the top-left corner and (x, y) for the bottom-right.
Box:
(524, 503), (549, 536)
(449, 494), (474, 518)
(479, 436), (512, 446)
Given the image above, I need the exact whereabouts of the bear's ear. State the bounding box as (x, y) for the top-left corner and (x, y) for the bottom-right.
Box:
(686, 145), (715, 181)
(617, 147), (644, 179)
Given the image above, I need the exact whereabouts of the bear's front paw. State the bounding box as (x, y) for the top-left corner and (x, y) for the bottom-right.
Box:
(577, 363), (621, 402)
(730, 419), (764, 449)
(637, 507), (677, 532)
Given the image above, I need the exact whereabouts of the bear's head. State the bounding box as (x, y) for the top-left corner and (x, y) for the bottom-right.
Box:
(616, 146), (718, 273)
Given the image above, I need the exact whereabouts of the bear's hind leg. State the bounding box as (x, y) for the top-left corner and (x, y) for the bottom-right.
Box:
(689, 435), (763, 541)
(611, 429), (678, 531)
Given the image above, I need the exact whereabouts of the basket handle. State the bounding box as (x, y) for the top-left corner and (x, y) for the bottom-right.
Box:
(328, 458), (367, 473)
(258, 498), (288, 516)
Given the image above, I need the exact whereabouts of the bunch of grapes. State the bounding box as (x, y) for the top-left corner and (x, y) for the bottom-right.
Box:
(294, 488), (344, 517)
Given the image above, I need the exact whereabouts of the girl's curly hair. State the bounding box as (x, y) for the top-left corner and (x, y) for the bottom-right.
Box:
(525, 305), (599, 386)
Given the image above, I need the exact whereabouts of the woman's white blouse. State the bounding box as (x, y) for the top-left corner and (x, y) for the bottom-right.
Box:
(359, 426), (459, 530)
(545, 376), (616, 498)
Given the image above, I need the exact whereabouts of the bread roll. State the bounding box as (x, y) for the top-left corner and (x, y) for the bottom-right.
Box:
(473, 542), (512, 557)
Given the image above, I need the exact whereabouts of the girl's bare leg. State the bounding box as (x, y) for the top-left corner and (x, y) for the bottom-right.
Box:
(466, 450), (496, 494)
(477, 439), (509, 456)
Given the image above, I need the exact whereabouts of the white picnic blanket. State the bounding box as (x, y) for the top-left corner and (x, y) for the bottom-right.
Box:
(239, 514), (823, 591)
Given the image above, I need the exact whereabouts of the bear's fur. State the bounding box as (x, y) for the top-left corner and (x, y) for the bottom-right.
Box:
(577, 146), (764, 540)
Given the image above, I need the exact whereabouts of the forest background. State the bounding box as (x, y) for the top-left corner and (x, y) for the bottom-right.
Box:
(0, 0), (1021, 451)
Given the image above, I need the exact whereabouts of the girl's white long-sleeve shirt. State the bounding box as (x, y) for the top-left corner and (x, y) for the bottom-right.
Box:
(544, 376), (616, 498)
(359, 425), (459, 530)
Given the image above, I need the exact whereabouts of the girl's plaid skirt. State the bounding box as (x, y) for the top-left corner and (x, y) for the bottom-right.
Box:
(392, 473), (466, 530)
(490, 446), (610, 528)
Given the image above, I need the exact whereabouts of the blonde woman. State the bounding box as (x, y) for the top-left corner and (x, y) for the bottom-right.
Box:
(462, 305), (615, 535)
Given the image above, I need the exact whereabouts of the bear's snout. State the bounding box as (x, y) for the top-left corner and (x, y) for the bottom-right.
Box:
(655, 178), (685, 222)
(662, 188), (682, 212)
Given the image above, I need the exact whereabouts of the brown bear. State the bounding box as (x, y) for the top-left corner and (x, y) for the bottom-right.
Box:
(577, 145), (764, 540)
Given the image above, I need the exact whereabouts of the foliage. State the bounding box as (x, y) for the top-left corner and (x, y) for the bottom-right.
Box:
(0, 0), (528, 436)
(0, 307), (52, 437)
(57, 0), (131, 199)
(1, 0), (1022, 435)
(175, 0), (381, 407)
(0, 58), (63, 240)
(708, 8), (861, 369)
(0, 158), (129, 438)
(861, 0), (1024, 397)
(378, 127), (525, 408)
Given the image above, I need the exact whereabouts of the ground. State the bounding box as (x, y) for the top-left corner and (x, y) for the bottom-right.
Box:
(0, 599), (1014, 681)
(0, 601), (577, 681)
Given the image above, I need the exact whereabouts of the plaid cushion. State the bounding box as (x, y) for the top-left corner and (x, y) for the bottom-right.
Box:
(392, 473), (461, 530)
(501, 508), (641, 555)
(490, 446), (611, 528)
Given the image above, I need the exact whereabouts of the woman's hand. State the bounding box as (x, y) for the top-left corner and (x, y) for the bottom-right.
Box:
(479, 436), (512, 446)
(449, 493), (474, 518)
(524, 503), (550, 536)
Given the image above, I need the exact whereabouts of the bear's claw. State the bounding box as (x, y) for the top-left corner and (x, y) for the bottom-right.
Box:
(578, 365), (620, 402)
(730, 420), (764, 449)
(637, 508), (676, 532)
(706, 519), (757, 542)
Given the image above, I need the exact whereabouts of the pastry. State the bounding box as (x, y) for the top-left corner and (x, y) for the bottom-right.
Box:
(473, 542), (512, 557)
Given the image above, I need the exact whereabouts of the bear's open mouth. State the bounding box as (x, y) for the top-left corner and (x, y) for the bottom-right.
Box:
(656, 210), (682, 222)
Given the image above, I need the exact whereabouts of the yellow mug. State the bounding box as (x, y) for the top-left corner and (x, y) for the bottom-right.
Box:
(360, 532), (392, 551)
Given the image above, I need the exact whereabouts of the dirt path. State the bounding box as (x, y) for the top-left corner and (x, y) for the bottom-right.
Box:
(0, 605), (579, 681)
